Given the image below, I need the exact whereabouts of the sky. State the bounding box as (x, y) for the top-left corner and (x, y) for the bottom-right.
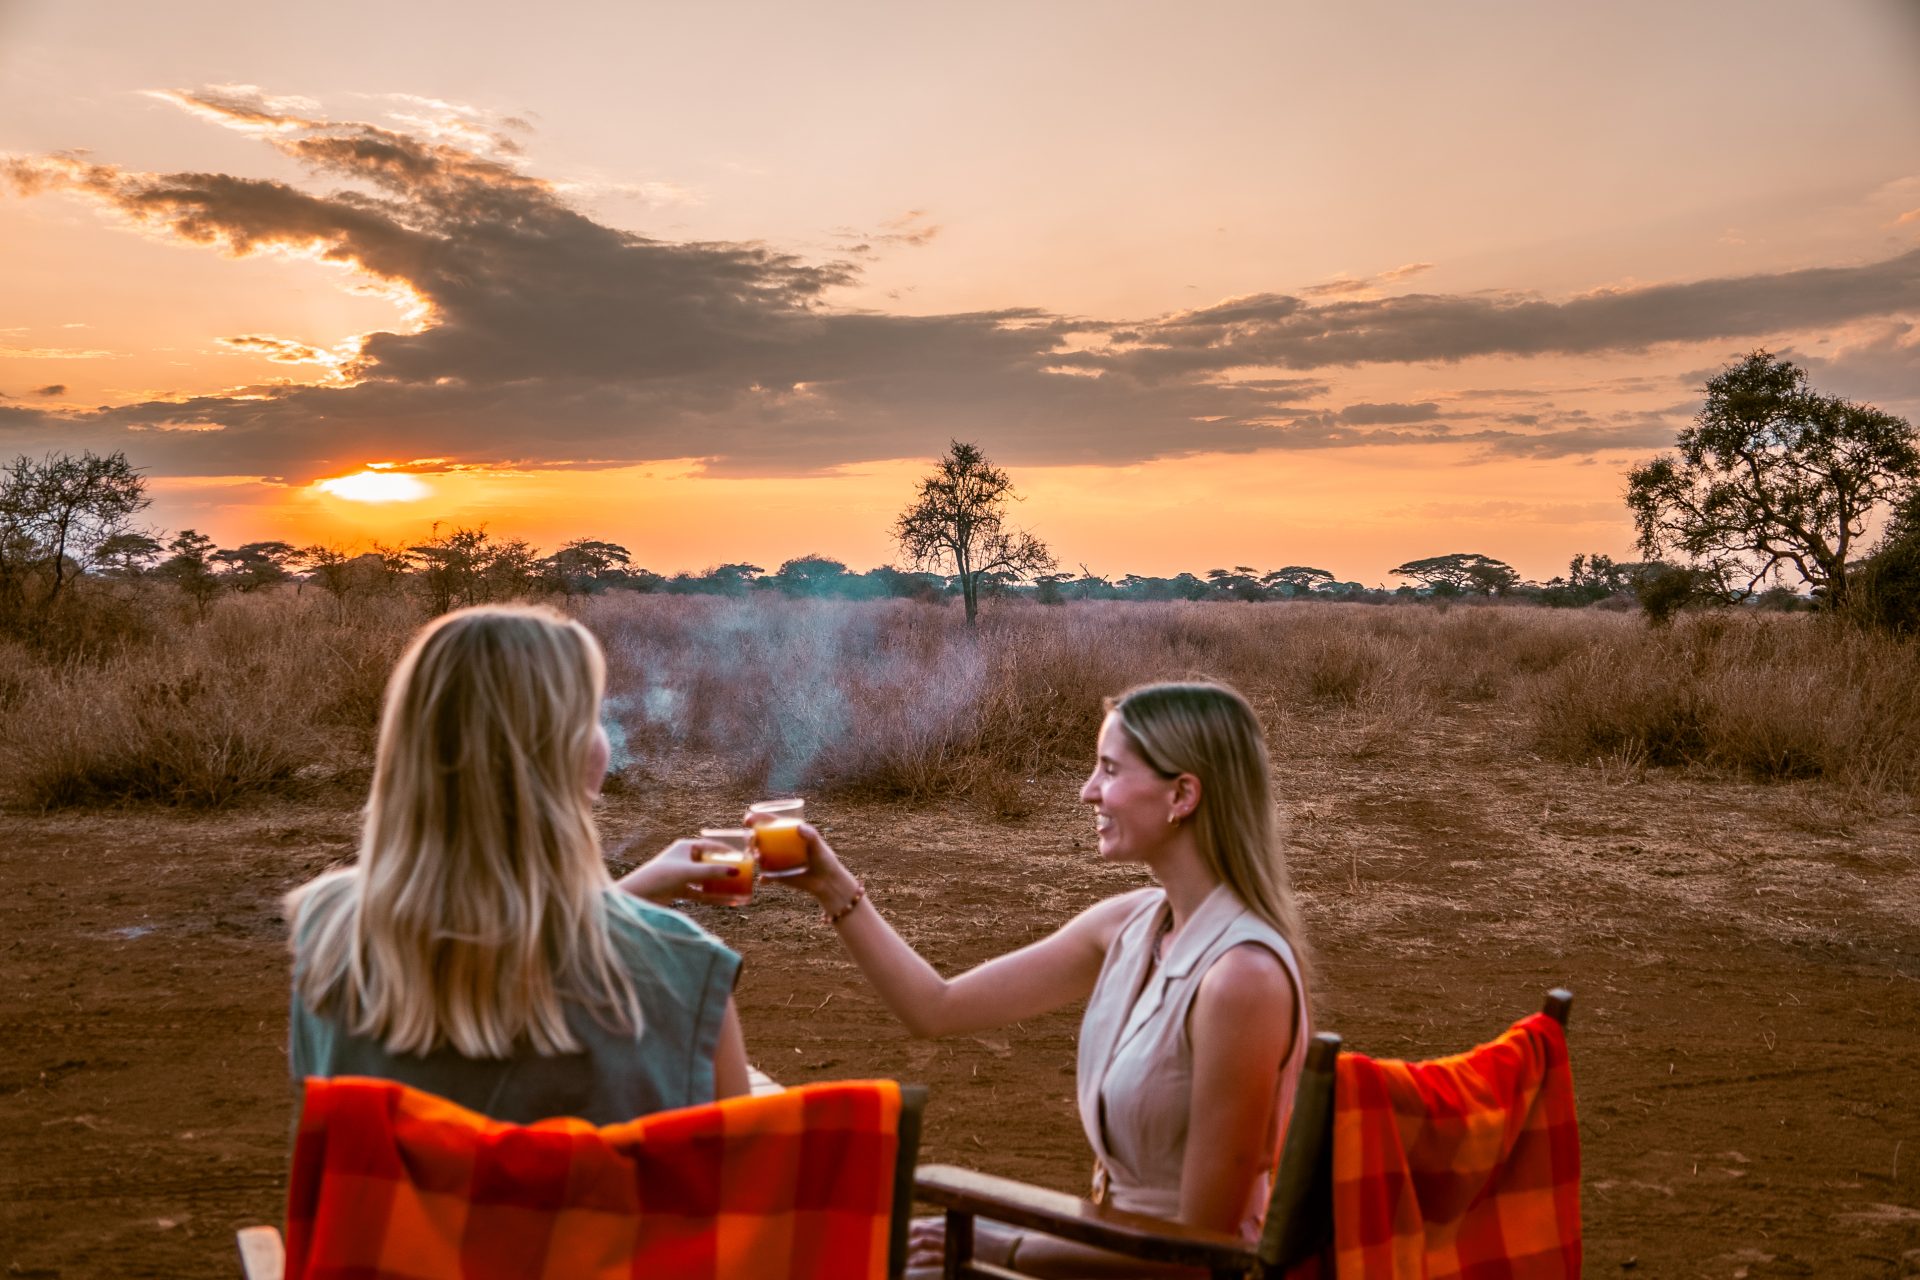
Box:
(2, 0), (1918, 586)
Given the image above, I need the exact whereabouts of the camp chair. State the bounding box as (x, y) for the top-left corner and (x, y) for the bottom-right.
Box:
(915, 988), (1573, 1280)
(237, 1078), (928, 1280)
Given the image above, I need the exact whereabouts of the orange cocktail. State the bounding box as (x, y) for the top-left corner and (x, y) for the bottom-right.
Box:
(693, 828), (757, 907)
(749, 799), (809, 876)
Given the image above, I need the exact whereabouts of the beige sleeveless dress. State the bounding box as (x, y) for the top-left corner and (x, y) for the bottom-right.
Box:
(1076, 884), (1309, 1238)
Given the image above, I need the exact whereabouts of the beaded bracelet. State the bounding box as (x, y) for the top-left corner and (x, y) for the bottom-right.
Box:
(825, 883), (866, 926)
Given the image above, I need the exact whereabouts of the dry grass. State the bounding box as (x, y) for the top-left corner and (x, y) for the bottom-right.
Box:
(0, 591), (414, 808)
(1526, 611), (1920, 792)
(3, 589), (1917, 810)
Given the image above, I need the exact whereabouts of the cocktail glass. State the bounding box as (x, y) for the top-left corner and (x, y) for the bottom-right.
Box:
(748, 799), (809, 878)
(693, 828), (757, 907)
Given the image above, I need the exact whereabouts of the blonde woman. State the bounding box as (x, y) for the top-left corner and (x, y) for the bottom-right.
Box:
(763, 681), (1311, 1278)
(286, 604), (751, 1123)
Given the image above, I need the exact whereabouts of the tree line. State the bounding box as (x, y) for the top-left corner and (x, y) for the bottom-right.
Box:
(3, 351), (1916, 640)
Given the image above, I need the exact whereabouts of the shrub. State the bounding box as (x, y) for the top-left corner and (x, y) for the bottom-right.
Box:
(1851, 499), (1920, 636)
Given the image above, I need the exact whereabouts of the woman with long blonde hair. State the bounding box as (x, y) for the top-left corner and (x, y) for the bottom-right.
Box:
(763, 680), (1312, 1277)
(286, 603), (751, 1122)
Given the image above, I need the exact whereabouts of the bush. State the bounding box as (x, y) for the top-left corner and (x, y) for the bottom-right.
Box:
(1851, 503), (1920, 636)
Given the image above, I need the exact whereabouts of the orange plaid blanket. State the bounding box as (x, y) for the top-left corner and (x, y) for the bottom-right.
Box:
(285, 1076), (904, 1280)
(1330, 1013), (1579, 1279)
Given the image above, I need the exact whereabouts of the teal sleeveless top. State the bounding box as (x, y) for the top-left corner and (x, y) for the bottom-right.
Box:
(289, 887), (740, 1125)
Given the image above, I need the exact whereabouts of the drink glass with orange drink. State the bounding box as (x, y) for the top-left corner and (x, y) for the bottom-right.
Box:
(692, 828), (757, 907)
(748, 799), (809, 877)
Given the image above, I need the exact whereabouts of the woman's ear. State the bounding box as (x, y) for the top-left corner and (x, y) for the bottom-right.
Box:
(1171, 772), (1202, 822)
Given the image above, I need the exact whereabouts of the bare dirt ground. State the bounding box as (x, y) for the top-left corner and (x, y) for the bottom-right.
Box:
(3, 702), (1918, 1277)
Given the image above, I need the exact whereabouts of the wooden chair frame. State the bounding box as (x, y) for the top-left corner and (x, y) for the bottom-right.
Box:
(916, 990), (1572, 1280)
(238, 1083), (929, 1280)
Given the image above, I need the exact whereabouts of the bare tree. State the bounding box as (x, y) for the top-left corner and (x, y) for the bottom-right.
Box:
(895, 441), (1055, 626)
(297, 544), (409, 621)
(0, 449), (150, 620)
(407, 524), (539, 615)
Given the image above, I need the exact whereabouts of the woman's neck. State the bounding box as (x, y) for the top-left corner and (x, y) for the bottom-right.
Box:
(1151, 840), (1220, 934)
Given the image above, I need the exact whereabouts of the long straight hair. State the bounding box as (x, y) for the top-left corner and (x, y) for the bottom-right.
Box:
(1110, 680), (1313, 998)
(286, 604), (640, 1058)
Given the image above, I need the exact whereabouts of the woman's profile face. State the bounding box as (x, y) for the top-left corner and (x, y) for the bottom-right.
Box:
(1080, 712), (1180, 864)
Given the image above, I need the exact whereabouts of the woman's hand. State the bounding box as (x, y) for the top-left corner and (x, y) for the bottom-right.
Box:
(741, 814), (856, 905)
(614, 838), (736, 905)
(906, 1214), (945, 1270)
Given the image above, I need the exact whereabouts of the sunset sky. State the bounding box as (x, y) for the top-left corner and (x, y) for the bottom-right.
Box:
(3, 0), (1918, 585)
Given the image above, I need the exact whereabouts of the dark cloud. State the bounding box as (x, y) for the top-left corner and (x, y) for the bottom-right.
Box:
(33, 384), (66, 397)
(4, 89), (1917, 481)
(1107, 253), (1920, 380)
(1458, 416), (1681, 460)
(1336, 401), (1442, 425)
(1782, 322), (1920, 419)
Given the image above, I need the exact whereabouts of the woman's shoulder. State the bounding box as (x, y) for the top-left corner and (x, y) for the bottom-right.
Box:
(1074, 885), (1164, 949)
(603, 891), (737, 957)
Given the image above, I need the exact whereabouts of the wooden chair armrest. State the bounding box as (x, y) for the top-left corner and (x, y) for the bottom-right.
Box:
(914, 1164), (1258, 1272)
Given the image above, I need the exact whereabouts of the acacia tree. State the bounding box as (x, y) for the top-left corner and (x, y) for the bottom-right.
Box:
(773, 555), (850, 597)
(1206, 566), (1266, 602)
(157, 529), (221, 616)
(96, 532), (164, 578)
(213, 540), (299, 592)
(895, 441), (1055, 625)
(1390, 553), (1520, 596)
(1625, 351), (1919, 608)
(1262, 565), (1335, 597)
(540, 539), (633, 598)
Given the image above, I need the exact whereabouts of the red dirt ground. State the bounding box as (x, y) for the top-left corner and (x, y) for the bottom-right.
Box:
(3, 704), (1918, 1277)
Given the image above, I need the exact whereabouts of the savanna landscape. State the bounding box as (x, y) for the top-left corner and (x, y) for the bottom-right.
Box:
(5, 6), (1920, 1274)
(3, 590), (1918, 1277)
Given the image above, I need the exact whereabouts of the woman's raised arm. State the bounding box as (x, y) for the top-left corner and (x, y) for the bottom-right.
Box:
(767, 821), (1146, 1039)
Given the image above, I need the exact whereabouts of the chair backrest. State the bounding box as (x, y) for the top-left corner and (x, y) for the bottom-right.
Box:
(282, 1077), (928, 1280)
(1253, 988), (1572, 1274)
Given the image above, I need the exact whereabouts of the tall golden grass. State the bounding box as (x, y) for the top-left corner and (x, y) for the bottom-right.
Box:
(2, 588), (1916, 809)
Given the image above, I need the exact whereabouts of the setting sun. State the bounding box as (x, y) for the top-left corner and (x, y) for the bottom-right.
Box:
(313, 469), (432, 504)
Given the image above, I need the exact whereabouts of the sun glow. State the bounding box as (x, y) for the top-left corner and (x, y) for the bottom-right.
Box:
(314, 469), (431, 503)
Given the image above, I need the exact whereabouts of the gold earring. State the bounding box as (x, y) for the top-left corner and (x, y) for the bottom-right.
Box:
(1167, 812), (1180, 825)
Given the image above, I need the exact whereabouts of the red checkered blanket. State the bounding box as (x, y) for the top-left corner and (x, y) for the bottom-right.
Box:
(1330, 1013), (1580, 1279)
(285, 1076), (904, 1280)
